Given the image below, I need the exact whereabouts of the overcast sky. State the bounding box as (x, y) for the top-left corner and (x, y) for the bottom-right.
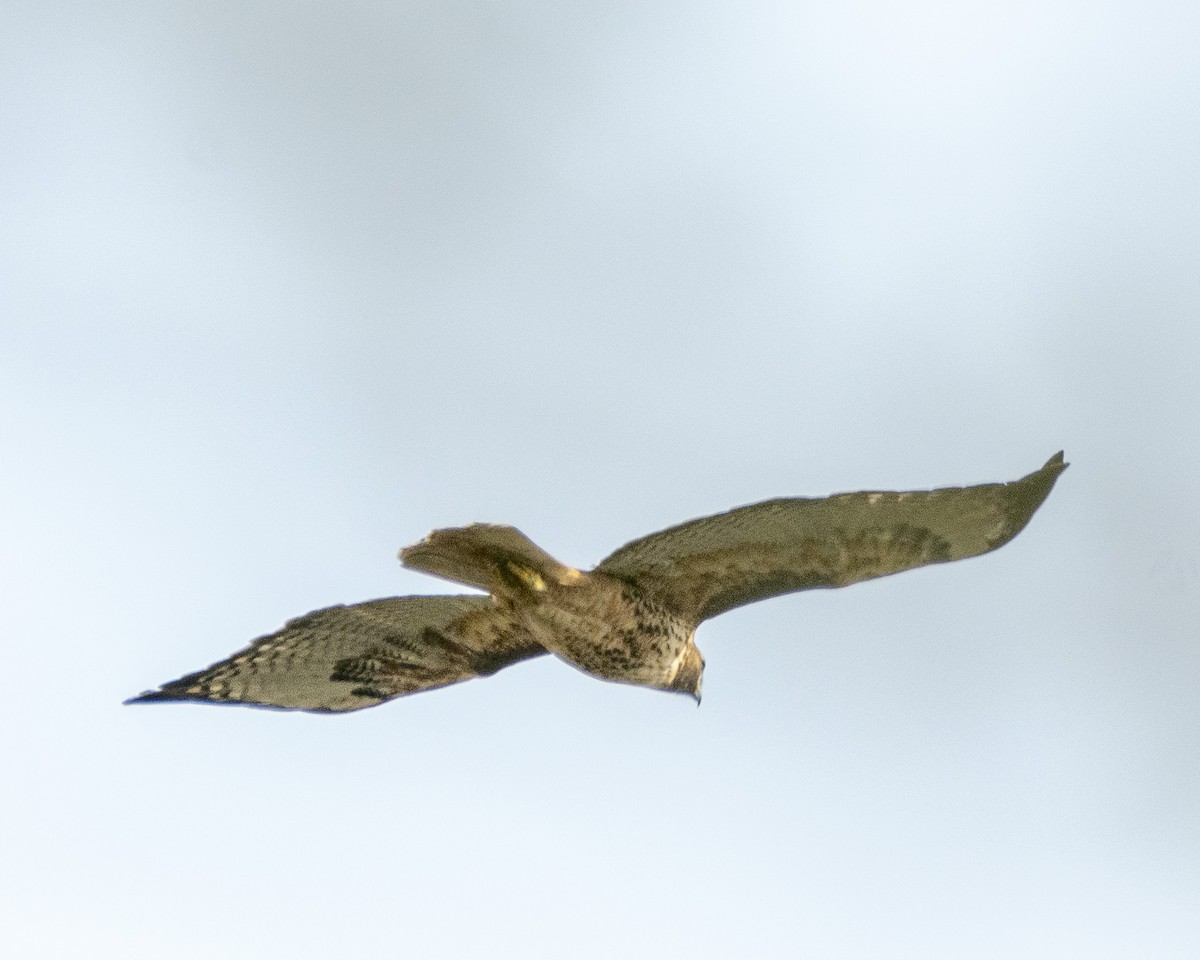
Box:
(4, 1), (1199, 956)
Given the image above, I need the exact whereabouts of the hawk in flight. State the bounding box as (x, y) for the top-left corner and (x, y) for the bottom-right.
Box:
(128, 453), (1067, 713)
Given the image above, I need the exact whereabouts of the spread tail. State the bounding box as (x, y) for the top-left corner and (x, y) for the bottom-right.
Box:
(400, 523), (581, 597)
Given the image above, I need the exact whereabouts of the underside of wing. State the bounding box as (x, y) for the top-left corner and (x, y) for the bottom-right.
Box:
(596, 452), (1068, 625)
(126, 595), (546, 713)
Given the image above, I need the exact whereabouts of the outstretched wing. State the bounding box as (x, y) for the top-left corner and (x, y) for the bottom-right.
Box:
(597, 452), (1068, 626)
(126, 595), (545, 713)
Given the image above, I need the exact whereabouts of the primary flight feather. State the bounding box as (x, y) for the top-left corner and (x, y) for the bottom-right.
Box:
(128, 452), (1067, 712)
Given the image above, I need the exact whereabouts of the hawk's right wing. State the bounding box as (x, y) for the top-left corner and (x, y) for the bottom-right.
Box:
(127, 595), (546, 713)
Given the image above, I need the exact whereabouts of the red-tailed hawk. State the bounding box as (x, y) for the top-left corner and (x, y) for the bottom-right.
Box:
(127, 452), (1067, 712)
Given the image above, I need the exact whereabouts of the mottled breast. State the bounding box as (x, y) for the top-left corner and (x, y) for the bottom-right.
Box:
(515, 570), (695, 689)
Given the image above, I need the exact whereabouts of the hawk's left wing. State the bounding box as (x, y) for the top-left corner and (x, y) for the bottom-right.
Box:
(596, 452), (1067, 626)
(126, 595), (545, 713)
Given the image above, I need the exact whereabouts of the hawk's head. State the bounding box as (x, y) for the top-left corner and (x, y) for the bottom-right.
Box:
(668, 644), (705, 705)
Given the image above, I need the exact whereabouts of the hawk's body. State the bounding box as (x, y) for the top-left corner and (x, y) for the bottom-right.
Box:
(398, 523), (702, 698)
(129, 452), (1067, 712)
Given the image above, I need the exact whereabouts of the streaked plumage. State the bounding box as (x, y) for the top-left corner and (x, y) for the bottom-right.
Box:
(128, 452), (1067, 713)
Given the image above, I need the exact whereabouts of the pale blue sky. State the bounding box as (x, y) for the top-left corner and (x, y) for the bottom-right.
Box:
(3, 1), (1199, 956)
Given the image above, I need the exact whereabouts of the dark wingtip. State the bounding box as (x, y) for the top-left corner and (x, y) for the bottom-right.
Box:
(995, 451), (1068, 546)
(124, 686), (330, 712)
(124, 688), (181, 705)
(1024, 450), (1068, 495)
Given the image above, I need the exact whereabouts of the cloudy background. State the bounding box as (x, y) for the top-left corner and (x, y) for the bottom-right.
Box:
(4, 0), (1198, 956)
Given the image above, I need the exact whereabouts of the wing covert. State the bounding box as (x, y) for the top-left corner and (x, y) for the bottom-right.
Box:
(596, 452), (1067, 625)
